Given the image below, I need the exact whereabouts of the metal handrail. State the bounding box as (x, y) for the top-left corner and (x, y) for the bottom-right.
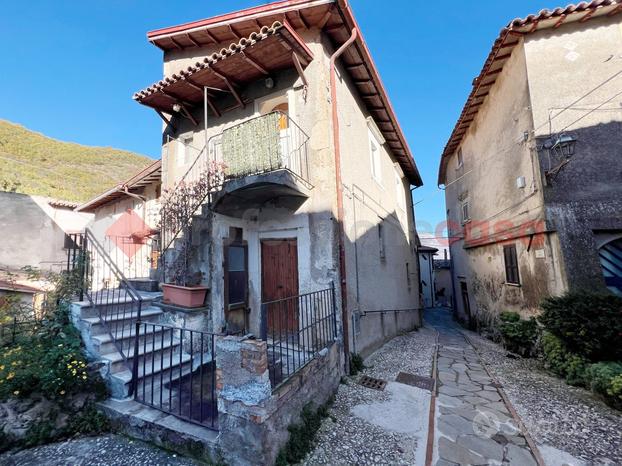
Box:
(68, 230), (144, 379)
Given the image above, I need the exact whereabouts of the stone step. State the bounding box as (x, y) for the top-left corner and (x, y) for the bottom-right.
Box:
(77, 295), (158, 319)
(92, 325), (174, 355)
(81, 307), (164, 336)
(103, 337), (182, 374)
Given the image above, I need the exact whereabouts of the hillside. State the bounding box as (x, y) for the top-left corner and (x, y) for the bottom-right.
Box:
(0, 120), (153, 203)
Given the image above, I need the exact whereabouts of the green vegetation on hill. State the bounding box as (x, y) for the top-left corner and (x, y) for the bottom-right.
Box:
(0, 119), (152, 203)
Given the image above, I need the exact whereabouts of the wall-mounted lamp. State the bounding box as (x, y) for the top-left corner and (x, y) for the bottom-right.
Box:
(172, 103), (182, 113)
(265, 77), (274, 89)
(550, 134), (577, 158)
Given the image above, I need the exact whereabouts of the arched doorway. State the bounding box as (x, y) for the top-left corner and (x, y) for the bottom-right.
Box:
(598, 237), (622, 296)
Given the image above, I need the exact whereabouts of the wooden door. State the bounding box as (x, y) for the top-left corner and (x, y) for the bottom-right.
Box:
(261, 239), (299, 333)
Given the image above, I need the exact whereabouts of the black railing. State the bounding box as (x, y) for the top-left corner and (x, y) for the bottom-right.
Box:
(0, 318), (42, 347)
(260, 285), (337, 389)
(66, 230), (143, 372)
(133, 322), (218, 429)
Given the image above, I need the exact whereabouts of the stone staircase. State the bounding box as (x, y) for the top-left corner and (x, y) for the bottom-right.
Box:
(71, 291), (189, 399)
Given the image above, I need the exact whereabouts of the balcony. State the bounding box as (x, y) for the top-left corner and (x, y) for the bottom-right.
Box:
(207, 111), (311, 216)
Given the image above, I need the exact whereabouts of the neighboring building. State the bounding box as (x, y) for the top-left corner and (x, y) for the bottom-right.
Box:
(434, 258), (452, 308)
(0, 191), (92, 273)
(0, 277), (47, 319)
(76, 159), (161, 286)
(70, 2), (423, 464)
(417, 245), (437, 308)
(439, 1), (622, 327)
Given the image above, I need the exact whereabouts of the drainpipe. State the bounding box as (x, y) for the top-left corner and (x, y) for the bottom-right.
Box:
(122, 186), (148, 224)
(330, 27), (358, 371)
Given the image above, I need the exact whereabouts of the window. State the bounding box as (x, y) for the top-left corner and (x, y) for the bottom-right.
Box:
(177, 136), (192, 167)
(369, 131), (382, 184)
(456, 148), (464, 169)
(503, 244), (520, 285)
(461, 200), (471, 224)
(395, 169), (405, 211)
(406, 262), (411, 290)
(378, 222), (386, 260)
(226, 244), (248, 307)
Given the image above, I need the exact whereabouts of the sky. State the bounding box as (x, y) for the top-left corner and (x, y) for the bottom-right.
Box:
(0, 0), (552, 239)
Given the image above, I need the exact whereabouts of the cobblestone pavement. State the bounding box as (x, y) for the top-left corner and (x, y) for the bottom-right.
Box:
(302, 326), (436, 465)
(467, 330), (622, 465)
(0, 434), (200, 466)
(426, 308), (539, 466)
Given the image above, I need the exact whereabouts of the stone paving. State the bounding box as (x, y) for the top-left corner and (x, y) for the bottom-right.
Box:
(426, 309), (539, 466)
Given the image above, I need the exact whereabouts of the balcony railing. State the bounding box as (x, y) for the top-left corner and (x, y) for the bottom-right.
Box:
(210, 111), (310, 185)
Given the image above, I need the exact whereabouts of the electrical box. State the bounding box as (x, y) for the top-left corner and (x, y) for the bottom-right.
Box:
(516, 176), (526, 189)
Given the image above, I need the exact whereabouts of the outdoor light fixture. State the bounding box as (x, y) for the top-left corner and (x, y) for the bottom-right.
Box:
(265, 77), (274, 89)
(550, 134), (577, 158)
(172, 103), (182, 113)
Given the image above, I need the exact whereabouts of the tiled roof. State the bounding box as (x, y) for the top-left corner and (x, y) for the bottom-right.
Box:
(135, 0), (423, 185)
(438, 0), (622, 184)
(134, 21), (297, 101)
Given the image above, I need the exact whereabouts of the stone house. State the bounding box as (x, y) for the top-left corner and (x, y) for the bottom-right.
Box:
(438, 0), (622, 328)
(68, 1), (423, 463)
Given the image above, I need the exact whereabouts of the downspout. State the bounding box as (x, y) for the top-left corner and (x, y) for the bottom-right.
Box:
(122, 186), (148, 224)
(330, 27), (358, 370)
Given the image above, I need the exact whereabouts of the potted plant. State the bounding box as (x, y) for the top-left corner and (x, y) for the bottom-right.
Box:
(161, 271), (208, 309)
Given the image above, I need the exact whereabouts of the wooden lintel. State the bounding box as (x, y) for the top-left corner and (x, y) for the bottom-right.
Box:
(553, 14), (567, 28)
(186, 33), (201, 47)
(204, 28), (218, 44)
(318, 7), (333, 29)
(170, 37), (183, 50)
(241, 52), (269, 75)
(180, 104), (199, 126)
(155, 110), (176, 131)
(296, 10), (310, 29)
(292, 52), (308, 87)
(580, 10), (595, 22)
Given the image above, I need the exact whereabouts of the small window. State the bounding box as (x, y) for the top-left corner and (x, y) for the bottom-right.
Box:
(369, 132), (382, 184)
(177, 136), (192, 167)
(461, 200), (470, 224)
(395, 170), (405, 211)
(378, 222), (386, 260)
(226, 245), (247, 307)
(406, 262), (411, 290)
(456, 148), (464, 169)
(503, 244), (520, 285)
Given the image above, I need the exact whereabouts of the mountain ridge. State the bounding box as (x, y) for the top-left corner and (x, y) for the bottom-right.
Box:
(0, 119), (153, 203)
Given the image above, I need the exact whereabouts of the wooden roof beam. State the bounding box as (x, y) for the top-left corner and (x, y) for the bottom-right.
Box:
(608, 4), (622, 16)
(580, 10), (595, 22)
(212, 70), (244, 108)
(155, 109), (176, 132)
(179, 104), (199, 126)
(241, 52), (269, 75)
(318, 7), (333, 29)
(204, 94), (221, 118)
(292, 52), (308, 87)
(296, 10), (310, 29)
(169, 37), (184, 50)
(186, 33), (201, 47)
(228, 24), (241, 40)
(204, 29), (219, 44)
(553, 14), (567, 28)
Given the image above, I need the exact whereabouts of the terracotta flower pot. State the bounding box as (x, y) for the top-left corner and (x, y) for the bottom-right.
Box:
(162, 283), (208, 309)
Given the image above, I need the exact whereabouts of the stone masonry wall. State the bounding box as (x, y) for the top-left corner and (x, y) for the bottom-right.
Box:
(216, 335), (343, 466)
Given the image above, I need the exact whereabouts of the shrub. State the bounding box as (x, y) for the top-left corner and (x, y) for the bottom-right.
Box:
(585, 362), (622, 410)
(541, 332), (588, 386)
(275, 398), (333, 466)
(539, 292), (622, 361)
(349, 353), (365, 376)
(0, 303), (93, 401)
(498, 311), (539, 357)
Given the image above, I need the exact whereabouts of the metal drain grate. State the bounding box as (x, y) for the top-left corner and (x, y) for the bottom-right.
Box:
(359, 375), (387, 391)
(395, 372), (434, 391)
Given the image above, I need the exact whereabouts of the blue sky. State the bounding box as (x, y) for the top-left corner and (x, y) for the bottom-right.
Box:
(0, 0), (550, 236)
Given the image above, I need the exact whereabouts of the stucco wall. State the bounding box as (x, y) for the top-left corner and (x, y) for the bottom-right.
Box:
(524, 15), (622, 292)
(0, 192), (91, 272)
(443, 42), (562, 324)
